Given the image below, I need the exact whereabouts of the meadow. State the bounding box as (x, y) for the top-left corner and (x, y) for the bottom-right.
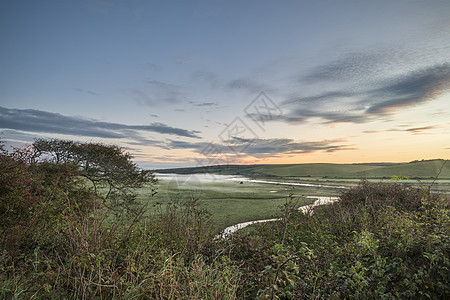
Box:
(144, 174), (344, 231)
(153, 159), (450, 232)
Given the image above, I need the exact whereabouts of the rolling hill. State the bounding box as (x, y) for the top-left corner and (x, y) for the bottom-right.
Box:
(157, 159), (450, 179)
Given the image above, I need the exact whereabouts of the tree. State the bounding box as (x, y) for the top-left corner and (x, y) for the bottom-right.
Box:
(0, 142), (98, 257)
(32, 138), (157, 217)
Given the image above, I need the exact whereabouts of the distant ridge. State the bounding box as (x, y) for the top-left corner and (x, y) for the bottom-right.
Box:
(351, 162), (403, 167)
(157, 159), (450, 179)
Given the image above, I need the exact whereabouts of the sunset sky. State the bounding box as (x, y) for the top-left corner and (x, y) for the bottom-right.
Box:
(1, 0), (449, 168)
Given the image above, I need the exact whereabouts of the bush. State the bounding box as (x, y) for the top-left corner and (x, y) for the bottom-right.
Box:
(1, 140), (232, 299)
(241, 180), (449, 299)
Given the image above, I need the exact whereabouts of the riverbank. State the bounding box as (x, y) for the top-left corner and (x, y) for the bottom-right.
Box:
(151, 173), (344, 231)
(216, 195), (340, 239)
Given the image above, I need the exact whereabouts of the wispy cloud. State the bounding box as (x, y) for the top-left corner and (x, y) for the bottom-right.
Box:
(272, 63), (450, 125)
(146, 80), (187, 103)
(188, 101), (218, 107)
(364, 63), (450, 115)
(365, 125), (441, 135)
(191, 71), (221, 89)
(131, 80), (188, 106)
(283, 91), (354, 106)
(74, 88), (98, 96)
(0, 107), (201, 143)
(303, 51), (386, 83)
(145, 62), (161, 72)
(226, 78), (264, 94)
(175, 53), (196, 64)
(405, 126), (440, 135)
(227, 137), (356, 156)
(166, 137), (355, 158)
(387, 125), (441, 135)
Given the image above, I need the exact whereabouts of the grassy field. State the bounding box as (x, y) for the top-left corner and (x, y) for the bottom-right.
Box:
(152, 159), (450, 232)
(157, 159), (450, 179)
(139, 176), (450, 233)
(138, 176), (343, 232)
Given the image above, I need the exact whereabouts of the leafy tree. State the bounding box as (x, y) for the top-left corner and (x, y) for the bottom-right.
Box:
(0, 142), (97, 257)
(32, 138), (157, 216)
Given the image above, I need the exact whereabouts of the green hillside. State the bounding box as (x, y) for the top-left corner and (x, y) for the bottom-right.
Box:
(158, 159), (450, 179)
(257, 163), (381, 177)
(351, 159), (450, 178)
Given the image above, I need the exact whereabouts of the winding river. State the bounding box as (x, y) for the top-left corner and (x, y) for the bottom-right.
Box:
(216, 196), (340, 239)
(155, 174), (342, 240)
(156, 173), (348, 189)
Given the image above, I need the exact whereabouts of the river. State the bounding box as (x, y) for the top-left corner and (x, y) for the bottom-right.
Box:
(155, 174), (342, 239)
(156, 173), (348, 189)
(216, 196), (340, 239)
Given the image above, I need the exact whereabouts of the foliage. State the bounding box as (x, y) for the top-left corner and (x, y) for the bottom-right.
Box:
(0, 144), (96, 259)
(1, 138), (449, 299)
(0, 139), (235, 299)
(33, 138), (157, 217)
(245, 181), (449, 299)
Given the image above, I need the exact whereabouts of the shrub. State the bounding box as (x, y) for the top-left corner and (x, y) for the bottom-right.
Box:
(242, 180), (449, 299)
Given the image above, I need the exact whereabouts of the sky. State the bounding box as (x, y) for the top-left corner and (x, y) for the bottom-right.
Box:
(1, 0), (449, 169)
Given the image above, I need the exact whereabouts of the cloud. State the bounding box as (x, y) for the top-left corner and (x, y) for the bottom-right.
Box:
(364, 63), (450, 115)
(188, 101), (218, 107)
(191, 71), (221, 89)
(274, 63), (450, 124)
(0, 107), (201, 143)
(303, 51), (385, 83)
(175, 53), (196, 64)
(226, 78), (264, 94)
(74, 88), (98, 96)
(169, 140), (210, 150)
(365, 125), (441, 135)
(300, 46), (443, 85)
(248, 108), (366, 125)
(386, 125), (441, 135)
(131, 80), (188, 106)
(363, 130), (379, 134)
(226, 137), (356, 156)
(283, 91), (354, 106)
(145, 62), (161, 72)
(166, 137), (355, 158)
(146, 80), (187, 103)
(405, 126), (439, 134)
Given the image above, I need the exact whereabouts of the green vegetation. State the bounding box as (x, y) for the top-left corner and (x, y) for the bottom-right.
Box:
(1, 139), (448, 298)
(148, 178), (341, 230)
(239, 181), (449, 299)
(158, 159), (450, 180)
